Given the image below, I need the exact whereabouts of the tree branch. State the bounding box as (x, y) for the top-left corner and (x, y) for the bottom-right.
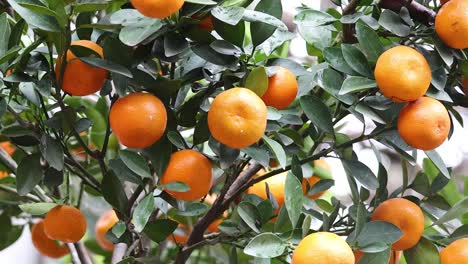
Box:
(379, 0), (436, 26)
(112, 243), (128, 264)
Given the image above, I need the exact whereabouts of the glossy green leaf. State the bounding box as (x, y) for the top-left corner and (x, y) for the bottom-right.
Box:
(133, 194), (155, 232)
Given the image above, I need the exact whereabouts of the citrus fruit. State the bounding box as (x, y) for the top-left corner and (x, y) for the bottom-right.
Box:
(0, 141), (16, 156)
(374, 46), (431, 102)
(371, 198), (424, 250)
(160, 150), (213, 201)
(169, 225), (190, 244)
(261, 66), (298, 110)
(397, 97), (450, 150)
(95, 210), (119, 251)
(199, 16), (214, 31)
(31, 221), (69, 258)
(208, 87), (267, 149)
(56, 40), (108, 96)
(292, 232), (354, 264)
(462, 77), (468, 90)
(43, 205), (87, 243)
(131, 0), (185, 19)
(440, 238), (468, 264)
(204, 194), (227, 233)
(303, 159), (332, 200)
(354, 250), (401, 264)
(247, 171), (286, 209)
(435, 0), (468, 49)
(110, 93), (167, 149)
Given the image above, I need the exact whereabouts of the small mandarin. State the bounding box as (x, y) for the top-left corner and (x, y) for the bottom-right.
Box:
(292, 232), (354, 264)
(440, 238), (468, 264)
(371, 198), (424, 250)
(43, 205), (87, 243)
(95, 210), (119, 251)
(435, 0), (468, 49)
(302, 159), (332, 200)
(131, 0), (185, 19)
(31, 221), (69, 258)
(261, 66), (298, 110)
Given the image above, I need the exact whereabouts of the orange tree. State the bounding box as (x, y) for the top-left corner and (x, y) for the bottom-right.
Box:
(0, 0), (467, 263)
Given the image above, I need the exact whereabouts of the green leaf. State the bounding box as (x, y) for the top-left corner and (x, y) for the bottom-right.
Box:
(163, 181), (191, 192)
(262, 136), (286, 169)
(433, 196), (468, 225)
(78, 57), (132, 78)
(355, 21), (384, 63)
(404, 237), (441, 264)
(119, 150), (152, 179)
(246, 66), (269, 97)
(0, 13), (11, 69)
(109, 158), (143, 185)
(378, 10), (410, 37)
(164, 32), (189, 57)
(339, 76), (376, 95)
(357, 250), (391, 264)
(212, 16), (245, 48)
(0, 214), (23, 250)
(250, 0), (282, 47)
(192, 44), (238, 67)
(102, 172), (129, 214)
(244, 233), (286, 258)
(284, 173), (304, 226)
(300, 95), (334, 133)
(185, 0), (217, 4)
(294, 9), (337, 27)
(211, 6), (245, 25)
(144, 219), (178, 243)
(323, 48), (358, 76)
(243, 146), (270, 168)
(119, 18), (163, 47)
(355, 221), (402, 248)
(343, 160), (379, 190)
(40, 135), (64, 171)
(133, 194), (155, 233)
(19, 203), (57, 215)
(7, 0), (62, 32)
(341, 44), (373, 78)
(210, 40), (242, 56)
(425, 150), (450, 179)
(177, 202), (209, 217)
(238, 202), (262, 233)
(111, 221), (126, 238)
(16, 153), (43, 196)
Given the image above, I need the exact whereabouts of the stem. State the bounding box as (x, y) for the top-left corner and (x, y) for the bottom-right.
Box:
(112, 243), (128, 264)
(0, 185), (41, 202)
(378, 0), (436, 26)
(73, 242), (93, 264)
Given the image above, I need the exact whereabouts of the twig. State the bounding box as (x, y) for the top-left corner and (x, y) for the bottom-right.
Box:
(73, 242), (93, 264)
(112, 243), (128, 264)
(0, 185), (41, 202)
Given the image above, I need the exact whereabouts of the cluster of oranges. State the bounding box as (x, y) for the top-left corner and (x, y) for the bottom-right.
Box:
(375, 45), (450, 151)
(32, 206), (119, 258)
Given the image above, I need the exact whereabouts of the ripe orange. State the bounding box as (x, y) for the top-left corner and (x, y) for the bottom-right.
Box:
(261, 66), (298, 110)
(398, 97), (450, 150)
(5, 68), (13, 76)
(435, 0), (468, 49)
(56, 40), (108, 96)
(160, 150), (213, 201)
(354, 250), (401, 264)
(247, 171), (286, 209)
(292, 232), (354, 264)
(31, 221), (69, 258)
(208, 88), (267, 149)
(169, 225), (190, 244)
(0, 142), (16, 179)
(371, 198), (424, 250)
(303, 159), (331, 200)
(440, 0), (450, 4)
(43, 205), (87, 243)
(440, 238), (468, 264)
(374, 46), (431, 102)
(110, 93), (167, 149)
(131, 0), (185, 19)
(95, 210), (119, 251)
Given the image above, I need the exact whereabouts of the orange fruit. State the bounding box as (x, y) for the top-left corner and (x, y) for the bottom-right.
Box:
(354, 250), (401, 264)
(374, 46), (431, 102)
(247, 171), (286, 209)
(31, 221), (69, 258)
(160, 150), (213, 201)
(398, 97), (450, 150)
(435, 0), (468, 49)
(5, 68), (13, 76)
(131, 0), (185, 19)
(43, 205), (87, 243)
(0, 141), (16, 156)
(56, 40), (108, 96)
(199, 16), (214, 31)
(204, 194), (227, 233)
(261, 66), (298, 110)
(95, 210), (119, 251)
(169, 225), (190, 244)
(292, 232), (354, 264)
(110, 93), (167, 149)
(440, 0), (450, 4)
(303, 159), (332, 200)
(371, 198), (424, 250)
(440, 238), (468, 264)
(208, 88), (267, 149)
(462, 77), (468, 90)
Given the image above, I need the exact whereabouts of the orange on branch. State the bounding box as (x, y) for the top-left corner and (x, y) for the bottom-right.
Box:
(397, 97), (450, 150)
(292, 232), (354, 264)
(110, 93), (167, 149)
(208, 88), (267, 149)
(43, 205), (87, 243)
(374, 46), (431, 102)
(371, 198), (424, 250)
(131, 0), (185, 19)
(56, 40), (108, 96)
(31, 221), (69, 259)
(95, 210), (119, 251)
(440, 238), (468, 264)
(160, 150), (213, 201)
(247, 171), (286, 209)
(435, 0), (468, 49)
(261, 66), (298, 110)
(302, 159), (332, 200)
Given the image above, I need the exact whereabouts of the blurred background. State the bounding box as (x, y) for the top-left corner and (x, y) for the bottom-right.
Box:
(1, 0), (467, 263)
